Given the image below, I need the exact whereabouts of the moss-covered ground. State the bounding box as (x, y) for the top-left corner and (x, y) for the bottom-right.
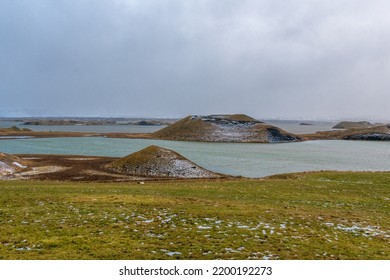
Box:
(0, 171), (389, 260)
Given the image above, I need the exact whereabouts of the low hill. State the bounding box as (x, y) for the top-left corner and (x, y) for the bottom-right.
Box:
(107, 145), (224, 178)
(333, 121), (376, 129)
(303, 125), (390, 141)
(152, 114), (301, 143)
(343, 124), (390, 140)
(0, 153), (30, 177)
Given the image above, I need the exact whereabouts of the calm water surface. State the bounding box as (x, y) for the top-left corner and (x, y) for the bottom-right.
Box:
(265, 120), (336, 134)
(1, 137), (389, 177)
(0, 120), (164, 133)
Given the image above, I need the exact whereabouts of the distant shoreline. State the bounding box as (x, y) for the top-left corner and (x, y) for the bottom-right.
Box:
(2, 128), (390, 142)
(1, 115), (389, 142)
(0, 130), (153, 140)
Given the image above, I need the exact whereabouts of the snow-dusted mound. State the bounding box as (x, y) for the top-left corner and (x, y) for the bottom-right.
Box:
(152, 114), (301, 143)
(333, 121), (376, 129)
(0, 153), (29, 177)
(107, 145), (223, 178)
(305, 124), (390, 141)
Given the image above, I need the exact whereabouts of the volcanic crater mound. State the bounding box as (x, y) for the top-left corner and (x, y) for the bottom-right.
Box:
(107, 145), (224, 178)
(152, 114), (301, 143)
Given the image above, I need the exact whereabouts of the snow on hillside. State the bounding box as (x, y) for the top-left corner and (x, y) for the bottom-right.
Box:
(108, 145), (224, 178)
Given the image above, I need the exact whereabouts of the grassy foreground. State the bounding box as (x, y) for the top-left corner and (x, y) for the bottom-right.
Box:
(0, 172), (389, 260)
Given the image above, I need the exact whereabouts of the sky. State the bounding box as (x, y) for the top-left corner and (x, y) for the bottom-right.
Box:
(1, 0), (390, 120)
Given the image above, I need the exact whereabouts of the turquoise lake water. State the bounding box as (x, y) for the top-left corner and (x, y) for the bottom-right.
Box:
(1, 137), (389, 177)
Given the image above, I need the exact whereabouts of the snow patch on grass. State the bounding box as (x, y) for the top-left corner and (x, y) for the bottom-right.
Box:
(324, 222), (389, 238)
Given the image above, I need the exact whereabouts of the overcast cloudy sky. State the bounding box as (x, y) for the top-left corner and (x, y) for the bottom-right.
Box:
(1, 0), (390, 120)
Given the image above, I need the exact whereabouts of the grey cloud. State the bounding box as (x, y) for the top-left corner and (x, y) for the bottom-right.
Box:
(1, 0), (390, 120)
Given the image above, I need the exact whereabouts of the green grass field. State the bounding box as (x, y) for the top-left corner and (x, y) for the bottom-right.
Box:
(0, 172), (389, 260)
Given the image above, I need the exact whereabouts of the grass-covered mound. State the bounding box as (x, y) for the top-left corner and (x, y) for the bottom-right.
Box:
(152, 114), (302, 143)
(305, 124), (390, 141)
(107, 145), (223, 178)
(333, 121), (376, 129)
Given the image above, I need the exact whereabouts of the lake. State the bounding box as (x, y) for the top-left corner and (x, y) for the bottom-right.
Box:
(1, 137), (389, 177)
